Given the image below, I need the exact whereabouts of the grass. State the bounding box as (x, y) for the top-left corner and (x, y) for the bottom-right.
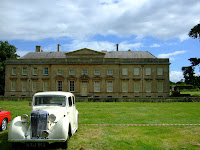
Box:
(0, 101), (200, 149)
(69, 125), (200, 150)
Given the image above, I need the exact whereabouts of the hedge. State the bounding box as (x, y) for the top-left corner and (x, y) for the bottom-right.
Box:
(0, 96), (200, 102)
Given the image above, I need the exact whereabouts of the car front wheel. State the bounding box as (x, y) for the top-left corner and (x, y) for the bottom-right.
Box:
(1, 118), (7, 131)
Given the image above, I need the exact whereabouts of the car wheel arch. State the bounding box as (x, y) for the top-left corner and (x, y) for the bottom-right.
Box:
(1, 118), (8, 131)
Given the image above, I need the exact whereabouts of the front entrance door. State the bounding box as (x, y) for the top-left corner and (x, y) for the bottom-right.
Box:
(81, 81), (88, 96)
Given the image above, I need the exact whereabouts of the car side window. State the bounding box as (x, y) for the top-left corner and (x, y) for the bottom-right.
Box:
(72, 96), (75, 106)
(68, 97), (72, 107)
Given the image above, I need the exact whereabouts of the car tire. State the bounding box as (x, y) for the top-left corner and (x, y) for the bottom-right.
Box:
(60, 140), (68, 150)
(12, 143), (26, 150)
(0, 118), (7, 131)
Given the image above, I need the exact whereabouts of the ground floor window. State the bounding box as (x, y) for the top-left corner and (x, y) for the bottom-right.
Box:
(107, 81), (113, 92)
(11, 80), (16, 91)
(43, 81), (48, 91)
(122, 81), (128, 92)
(32, 80), (37, 92)
(69, 81), (75, 92)
(22, 80), (27, 92)
(134, 81), (140, 92)
(157, 81), (163, 92)
(57, 81), (63, 91)
(94, 81), (100, 92)
(145, 81), (151, 93)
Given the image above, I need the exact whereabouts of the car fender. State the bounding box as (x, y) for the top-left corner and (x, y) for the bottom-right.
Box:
(0, 111), (11, 126)
(49, 117), (70, 140)
(8, 116), (28, 140)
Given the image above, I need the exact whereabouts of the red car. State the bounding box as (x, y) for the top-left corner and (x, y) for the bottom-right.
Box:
(0, 107), (11, 131)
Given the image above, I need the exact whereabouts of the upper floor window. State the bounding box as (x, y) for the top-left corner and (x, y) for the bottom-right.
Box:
(107, 70), (113, 75)
(157, 68), (163, 76)
(69, 70), (75, 75)
(12, 67), (17, 75)
(82, 70), (88, 75)
(145, 68), (151, 75)
(94, 70), (100, 76)
(33, 67), (38, 75)
(22, 68), (27, 75)
(44, 68), (48, 75)
(134, 68), (140, 75)
(57, 70), (63, 75)
(122, 68), (128, 75)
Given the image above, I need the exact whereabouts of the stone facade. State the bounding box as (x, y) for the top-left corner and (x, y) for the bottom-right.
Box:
(5, 47), (170, 98)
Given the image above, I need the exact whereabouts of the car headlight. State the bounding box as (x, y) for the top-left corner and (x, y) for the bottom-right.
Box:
(21, 114), (29, 123)
(42, 130), (49, 138)
(48, 114), (56, 122)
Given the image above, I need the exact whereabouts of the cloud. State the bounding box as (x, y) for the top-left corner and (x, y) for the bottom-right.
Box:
(17, 50), (30, 57)
(170, 71), (184, 83)
(16, 40), (143, 56)
(0, 0), (200, 41)
(63, 40), (115, 51)
(150, 43), (160, 48)
(119, 41), (143, 51)
(196, 72), (200, 76)
(60, 40), (142, 51)
(157, 50), (186, 60)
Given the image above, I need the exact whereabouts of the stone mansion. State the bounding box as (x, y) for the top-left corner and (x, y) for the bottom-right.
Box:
(5, 44), (170, 98)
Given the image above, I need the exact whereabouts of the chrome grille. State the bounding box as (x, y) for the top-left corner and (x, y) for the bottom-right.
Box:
(31, 110), (48, 138)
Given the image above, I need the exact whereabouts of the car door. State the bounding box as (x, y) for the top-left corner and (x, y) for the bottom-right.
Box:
(68, 96), (75, 131)
(67, 96), (73, 129)
(72, 96), (76, 129)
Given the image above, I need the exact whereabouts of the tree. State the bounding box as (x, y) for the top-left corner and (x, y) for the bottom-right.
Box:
(0, 41), (19, 95)
(182, 58), (200, 88)
(182, 23), (200, 88)
(182, 66), (195, 85)
(189, 23), (200, 39)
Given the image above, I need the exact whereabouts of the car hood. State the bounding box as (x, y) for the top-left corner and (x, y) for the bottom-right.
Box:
(32, 106), (66, 122)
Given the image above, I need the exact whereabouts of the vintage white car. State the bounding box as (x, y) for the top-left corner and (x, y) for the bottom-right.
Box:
(8, 91), (79, 149)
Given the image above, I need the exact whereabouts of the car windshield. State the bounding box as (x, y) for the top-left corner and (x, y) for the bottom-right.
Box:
(34, 95), (66, 106)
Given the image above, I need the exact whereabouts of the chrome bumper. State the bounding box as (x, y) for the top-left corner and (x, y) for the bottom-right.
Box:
(8, 139), (66, 143)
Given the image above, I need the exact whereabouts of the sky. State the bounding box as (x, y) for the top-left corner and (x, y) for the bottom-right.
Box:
(0, 0), (200, 83)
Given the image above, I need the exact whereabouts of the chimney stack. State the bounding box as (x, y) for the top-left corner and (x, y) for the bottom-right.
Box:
(116, 44), (118, 51)
(57, 44), (61, 52)
(36, 46), (42, 52)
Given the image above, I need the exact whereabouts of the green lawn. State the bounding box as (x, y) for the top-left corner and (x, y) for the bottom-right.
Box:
(0, 101), (200, 149)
